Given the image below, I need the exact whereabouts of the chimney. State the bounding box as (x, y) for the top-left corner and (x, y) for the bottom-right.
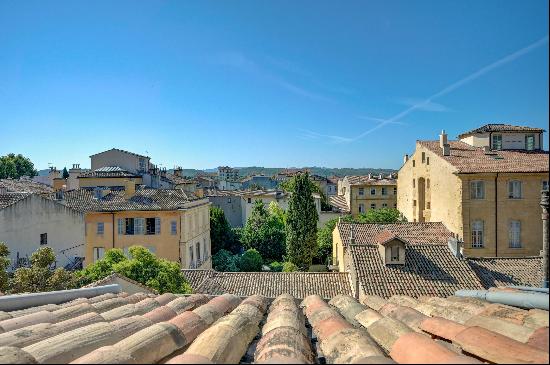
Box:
(404, 154), (409, 164)
(124, 179), (136, 199)
(174, 166), (183, 177)
(349, 226), (355, 245)
(0, 186), (7, 195)
(442, 143), (451, 156)
(439, 130), (448, 148)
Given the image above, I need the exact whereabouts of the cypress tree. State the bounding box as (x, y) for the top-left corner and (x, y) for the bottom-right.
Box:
(285, 173), (318, 270)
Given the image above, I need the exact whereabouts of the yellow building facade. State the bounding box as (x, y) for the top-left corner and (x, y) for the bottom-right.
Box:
(397, 128), (549, 258)
(336, 175), (398, 215)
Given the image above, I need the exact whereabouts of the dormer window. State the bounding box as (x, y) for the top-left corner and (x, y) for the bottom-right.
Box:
(374, 229), (406, 265)
(525, 135), (535, 151)
(390, 246), (399, 262)
(491, 134), (502, 150)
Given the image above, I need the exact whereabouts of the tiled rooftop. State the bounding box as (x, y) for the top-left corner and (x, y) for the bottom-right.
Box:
(78, 166), (141, 179)
(458, 123), (546, 138)
(183, 270), (353, 299)
(350, 244), (485, 298)
(0, 287), (547, 364)
(419, 140), (549, 173)
(0, 193), (31, 210)
(338, 222), (454, 247)
(467, 257), (544, 289)
(345, 175), (398, 186)
(89, 148), (150, 159)
(163, 173), (197, 185)
(329, 194), (350, 213)
(51, 188), (203, 213)
(0, 178), (54, 194)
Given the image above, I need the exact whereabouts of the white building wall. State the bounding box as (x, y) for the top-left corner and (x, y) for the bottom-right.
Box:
(0, 195), (85, 270)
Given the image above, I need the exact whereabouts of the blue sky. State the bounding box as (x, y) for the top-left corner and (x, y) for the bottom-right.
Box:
(0, 0), (548, 170)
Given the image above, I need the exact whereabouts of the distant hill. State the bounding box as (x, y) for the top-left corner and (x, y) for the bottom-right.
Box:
(173, 167), (397, 178)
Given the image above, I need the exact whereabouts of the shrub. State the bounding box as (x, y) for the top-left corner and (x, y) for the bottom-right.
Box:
(212, 249), (240, 272)
(282, 262), (298, 272)
(268, 261), (283, 272)
(239, 249), (263, 272)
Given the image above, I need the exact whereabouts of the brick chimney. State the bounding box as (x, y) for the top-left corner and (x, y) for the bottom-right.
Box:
(124, 179), (136, 199)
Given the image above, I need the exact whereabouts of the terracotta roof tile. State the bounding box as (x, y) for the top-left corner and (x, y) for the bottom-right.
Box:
(344, 175), (397, 186)
(419, 140), (549, 173)
(0, 178), (54, 194)
(0, 193), (31, 209)
(329, 195), (350, 213)
(466, 257), (544, 288)
(0, 286), (547, 364)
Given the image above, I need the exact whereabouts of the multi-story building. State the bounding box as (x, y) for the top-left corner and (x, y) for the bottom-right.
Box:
(70, 184), (211, 269)
(217, 166), (240, 182)
(332, 174), (398, 215)
(240, 175), (278, 190)
(397, 124), (549, 258)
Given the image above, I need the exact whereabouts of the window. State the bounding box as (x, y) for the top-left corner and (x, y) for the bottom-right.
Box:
(426, 157), (430, 165)
(145, 218), (160, 235)
(470, 181), (485, 199)
(40, 233), (47, 245)
(228, 198), (232, 203)
(370, 188), (376, 195)
(508, 181), (522, 199)
(196, 242), (201, 262)
(492, 134), (502, 150)
(471, 220), (484, 248)
(135, 218), (145, 235)
(171, 221), (177, 235)
(413, 200), (417, 207)
(543, 181), (549, 192)
(189, 246), (194, 267)
(97, 222), (104, 235)
(390, 246), (399, 262)
(426, 202), (431, 209)
(118, 218), (124, 235)
(412, 179), (415, 188)
(139, 158), (146, 172)
(358, 203), (365, 213)
(248, 198), (252, 204)
(525, 135), (535, 151)
(421, 152), (426, 163)
(427, 179), (430, 189)
(413, 160), (416, 167)
(125, 218), (135, 235)
(509, 221), (521, 248)
(370, 203), (376, 209)
(93, 247), (105, 262)
(393, 187), (397, 195)
(393, 203), (397, 208)
(382, 203), (388, 208)
(203, 238), (208, 259)
(358, 188), (364, 196)
(381, 187), (387, 196)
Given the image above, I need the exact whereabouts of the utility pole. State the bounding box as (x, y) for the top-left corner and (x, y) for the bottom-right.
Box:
(541, 189), (549, 288)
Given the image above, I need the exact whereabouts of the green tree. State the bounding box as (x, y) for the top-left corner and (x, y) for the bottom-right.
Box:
(0, 243), (10, 293)
(285, 173), (319, 270)
(210, 207), (238, 254)
(280, 176), (331, 211)
(241, 200), (286, 261)
(239, 249), (263, 272)
(78, 246), (191, 294)
(268, 261), (283, 272)
(62, 167), (70, 179)
(10, 247), (78, 294)
(316, 218), (338, 265)
(0, 153), (38, 179)
(282, 262), (298, 272)
(212, 249), (240, 272)
(356, 208), (402, 223)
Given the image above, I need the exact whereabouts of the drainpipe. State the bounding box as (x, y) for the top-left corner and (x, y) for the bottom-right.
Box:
(112, 213), (115, 249)
(495, 173), (498, 257)
(541, 190), (549, 288)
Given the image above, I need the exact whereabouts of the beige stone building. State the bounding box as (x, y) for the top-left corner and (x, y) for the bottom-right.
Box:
(59, 185), (212, 269)
(397, 124), (549, 258)
(331, 174), (398, 215)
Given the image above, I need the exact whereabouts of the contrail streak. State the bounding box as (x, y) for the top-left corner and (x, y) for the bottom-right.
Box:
(342, 35), (549, 142)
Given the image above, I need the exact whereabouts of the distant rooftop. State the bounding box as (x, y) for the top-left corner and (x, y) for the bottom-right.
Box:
(458, 123), (546, 138)
(89, 148), (150, 159)
(78, 166), (141, 179)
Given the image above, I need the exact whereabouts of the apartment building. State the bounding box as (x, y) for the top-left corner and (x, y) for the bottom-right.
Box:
(218, 166), (240, 182)
(63, 184), (211, 269)
(332, 174), (398, 215)
(397, 124), (549, 258)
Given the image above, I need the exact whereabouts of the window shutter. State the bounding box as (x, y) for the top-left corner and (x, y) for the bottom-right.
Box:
(118, 219), (124, 235)
(155, 217), (161, 234)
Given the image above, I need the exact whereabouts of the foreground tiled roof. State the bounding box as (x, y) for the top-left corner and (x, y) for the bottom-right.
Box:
(51, 188), (203, 213)
(0, 178), (54, 194)
(0, 288), (547, 364)
(345, 175), (397, 186)
(458, 123), (545, 138)
(0, 193), (31, 209)
(329, 194), (350, 213)
(467, 257), (544, 289)
(78, 166), (141, 179)
(338, 222), (454, 247)
(350, 244), (485, 298)
(183, 270), (353, 299)
(419, 140), (549, 173)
